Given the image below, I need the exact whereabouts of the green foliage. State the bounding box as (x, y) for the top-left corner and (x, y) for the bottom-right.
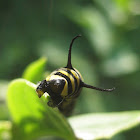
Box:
(7, 79), (75, 140)
(22, 57), (47, 83)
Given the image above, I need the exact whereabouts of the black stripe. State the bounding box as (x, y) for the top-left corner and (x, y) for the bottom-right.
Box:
(54, 72), (72, 94)
(62, 68), (78, 93)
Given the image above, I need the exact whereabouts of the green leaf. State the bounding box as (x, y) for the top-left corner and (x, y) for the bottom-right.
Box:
(22, 58), (47, 83)
(7, 79), (75, 140)
(69, 111), (140, 139)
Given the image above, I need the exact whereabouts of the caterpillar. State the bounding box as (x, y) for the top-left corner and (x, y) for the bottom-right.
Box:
(36, 35), (115, 116)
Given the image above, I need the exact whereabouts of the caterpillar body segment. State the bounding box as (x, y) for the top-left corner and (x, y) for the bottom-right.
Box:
(36, 35), (115, 116)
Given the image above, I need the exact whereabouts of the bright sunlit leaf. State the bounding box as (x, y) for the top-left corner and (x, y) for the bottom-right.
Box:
(22, 57), (47, 83)
(69, 111), (140, 139)
(7, 79), (76, 140)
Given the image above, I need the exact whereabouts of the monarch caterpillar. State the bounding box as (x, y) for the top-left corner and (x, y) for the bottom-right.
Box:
(36, 35), (115, 116)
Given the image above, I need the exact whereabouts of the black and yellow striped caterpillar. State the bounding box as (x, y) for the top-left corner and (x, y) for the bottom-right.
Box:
(36, 35), (115, 116)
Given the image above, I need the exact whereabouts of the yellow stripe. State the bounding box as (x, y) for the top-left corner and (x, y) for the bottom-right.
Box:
(61, 80), (68, 97)
(46, 70), (60, 81)
(46, 75), (51, 81)
(74, 68), (83, 80)
(58, 69), (75, 93)
(69, 69), (81, 88)
(46, 75), (65, 81)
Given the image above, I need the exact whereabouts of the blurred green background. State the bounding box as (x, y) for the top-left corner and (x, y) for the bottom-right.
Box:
(0, 0), (140, 139)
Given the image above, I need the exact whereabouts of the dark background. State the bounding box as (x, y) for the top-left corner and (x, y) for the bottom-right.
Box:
(0, 0), (140, 139)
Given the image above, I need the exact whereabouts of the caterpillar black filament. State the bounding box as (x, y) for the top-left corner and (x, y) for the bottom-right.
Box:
(36, 35), (115, 116)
